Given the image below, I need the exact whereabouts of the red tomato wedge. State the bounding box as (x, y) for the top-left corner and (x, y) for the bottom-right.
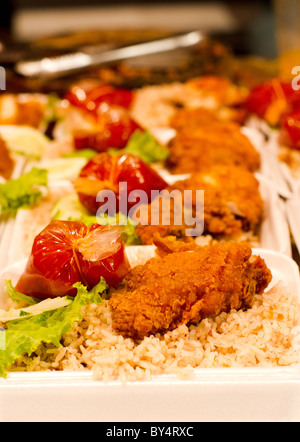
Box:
(280, 109), (300, 150)
(66, 80), (140, 152)
(16, 221), (130, 299)
(245, 79), (300, 125)
(74, 152), (168, 216)
(65, 80), (135, 111)
(73, 106), (141, 152)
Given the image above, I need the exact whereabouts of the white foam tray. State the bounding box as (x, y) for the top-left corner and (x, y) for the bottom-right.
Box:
(0, 107), (298, 422)
(0, 155), (26, 253)
(263, 128), (300, 198)
(286, 197), (300, 257)
(245, 117), (300, 257)
(257, 173), (291, 257)
(0, 247), (299, 422)
(245, 117), (293, 199)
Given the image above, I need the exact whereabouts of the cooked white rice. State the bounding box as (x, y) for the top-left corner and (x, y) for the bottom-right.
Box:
(10, 282), (300, 382)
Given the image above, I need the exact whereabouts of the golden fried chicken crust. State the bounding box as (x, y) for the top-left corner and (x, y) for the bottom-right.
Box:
(0, 95), (44, 128)
(153, 233), (205, 257)
(170, 107), (247, 131)
(185, 76), (248, 108)
(136, 164), (263, 245)
(177, 164), (264, 233)
(170, 108), (224, 131)
(109, 242), (272, 339)
(167, 122), (260, 174)
(0, 136), (14, 180)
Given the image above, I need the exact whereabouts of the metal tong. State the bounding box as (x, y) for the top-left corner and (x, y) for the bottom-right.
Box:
(15, 30), (205, 79)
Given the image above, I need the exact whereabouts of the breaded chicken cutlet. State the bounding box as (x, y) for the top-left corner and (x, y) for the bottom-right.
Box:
(170, 107), (226, 131)
(0, 137), (14, 180)
(0, 95), (45, 128)
(185, 76), (248, 108)
(170, 107), (247, 131)
(109, 242), (272, 339)
(135, 164), (263, 245)
(166, 121), (260, 174)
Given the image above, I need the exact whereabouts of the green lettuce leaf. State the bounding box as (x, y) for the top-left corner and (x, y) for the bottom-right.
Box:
(34, 157), (87, 182)
(5, 280), (39, 306)
(0, 168), (48, 218)
(110, 130), (169, 163)
(0, 126), (50, 159)
(63, 149), (97, 161)
(0, 279), (108, 378)
(51, 193), (89, 221)
(0, 294), (72, 322)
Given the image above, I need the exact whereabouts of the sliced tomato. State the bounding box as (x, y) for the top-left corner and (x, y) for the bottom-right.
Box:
(280, 109), (300, 149)
(245, 79), (300, 125)
(66, 81), (140, 152)
(65, 80), (135, 111)
(74, 152), (168, 215)
(73, 107), (141, 152)
(73, 106), (141, 152)
(16, 221), (130, 299)
(245, 81), (278, 118)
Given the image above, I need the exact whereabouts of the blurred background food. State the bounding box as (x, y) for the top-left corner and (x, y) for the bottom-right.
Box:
(0, 0), (284, 94)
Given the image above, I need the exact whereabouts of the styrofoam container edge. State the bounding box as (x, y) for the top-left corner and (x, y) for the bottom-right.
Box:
(0, 247), (299, 422)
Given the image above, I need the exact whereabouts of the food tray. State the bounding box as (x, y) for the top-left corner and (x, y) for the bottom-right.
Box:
(245, 116), (300, 256)
(0, 155), (26, 252)
(0, 247), (299, 423)
(285, 197), (300, 256)
(253, 121), (300, 198)
(256, 173), (291, 257)
(245, 117), (293, 199)
(0, 94), (298, 423)
(264, 129), (298, 198)
(0, 179), (75, 270)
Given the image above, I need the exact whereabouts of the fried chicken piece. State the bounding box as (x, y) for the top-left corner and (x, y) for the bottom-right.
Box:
(0, 95), (44, 128)
(136, 164), (263, 245)
(109, 242), (272, 339)
(170, 107), (247, 131)
(186, 76), (248, 107)
(17, 101), (45, 128)
(167, 122), (260, 174)
(153, 233), (206, 258)
(131, 74), (248, 129)
(170, 107), (223, 131)
(0, 136), (14, 179)
(178, 165), (263, 233)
